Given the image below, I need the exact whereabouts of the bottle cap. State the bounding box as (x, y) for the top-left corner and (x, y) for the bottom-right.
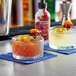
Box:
(38, 0), (47, 8)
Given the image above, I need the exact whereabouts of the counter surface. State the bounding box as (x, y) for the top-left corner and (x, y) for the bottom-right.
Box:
(0, 40), (76, 76)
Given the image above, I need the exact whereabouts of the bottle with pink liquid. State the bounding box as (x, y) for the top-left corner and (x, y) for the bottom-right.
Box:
(35, 0), (51, 40)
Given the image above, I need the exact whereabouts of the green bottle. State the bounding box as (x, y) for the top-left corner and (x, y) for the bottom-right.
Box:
(45, 0), (55, 21)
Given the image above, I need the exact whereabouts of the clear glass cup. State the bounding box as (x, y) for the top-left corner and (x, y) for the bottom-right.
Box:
(12, 35), (44, 60)
(49, 26), (76, 50)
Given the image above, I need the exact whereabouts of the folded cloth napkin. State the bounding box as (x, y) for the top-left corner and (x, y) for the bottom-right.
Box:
(0, 52), (57, 64)
(44, 43), (76, 54)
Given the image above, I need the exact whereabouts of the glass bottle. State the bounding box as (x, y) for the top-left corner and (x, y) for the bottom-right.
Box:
(35, 0), (51, 40)
(23, 0), (38, 26)
(11, 0), (39, 27)
(11, 0), (23, 28)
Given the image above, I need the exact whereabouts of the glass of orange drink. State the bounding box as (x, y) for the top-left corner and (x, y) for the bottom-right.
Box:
(12, 30), (44, 60)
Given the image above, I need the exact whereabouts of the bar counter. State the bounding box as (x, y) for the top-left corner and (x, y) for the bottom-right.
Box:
(0, 40), (76, 76)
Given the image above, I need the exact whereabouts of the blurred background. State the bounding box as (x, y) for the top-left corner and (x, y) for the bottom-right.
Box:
(10, 0), (76, 28)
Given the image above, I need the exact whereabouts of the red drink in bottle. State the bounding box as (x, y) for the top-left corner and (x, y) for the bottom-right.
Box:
(35, 0), (51, 40)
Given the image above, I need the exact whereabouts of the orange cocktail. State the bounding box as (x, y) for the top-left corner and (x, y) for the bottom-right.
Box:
(12, 35), (44, 60)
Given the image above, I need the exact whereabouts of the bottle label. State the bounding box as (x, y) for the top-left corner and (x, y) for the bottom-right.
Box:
(35, 9), (51, 40)
(35, 17), (50, 39)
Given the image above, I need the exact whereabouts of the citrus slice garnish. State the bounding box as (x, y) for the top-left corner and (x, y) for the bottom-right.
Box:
(23, 35), (31, 42)
(16, 35), (31, 42)
(53, 27), (67, 33)
(16, 35), (24, 41)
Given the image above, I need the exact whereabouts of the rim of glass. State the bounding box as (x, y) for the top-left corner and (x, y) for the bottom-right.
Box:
(12, 35), (44, 43)
(49, 26), (76, 34)
(49, 26), (76, 30)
